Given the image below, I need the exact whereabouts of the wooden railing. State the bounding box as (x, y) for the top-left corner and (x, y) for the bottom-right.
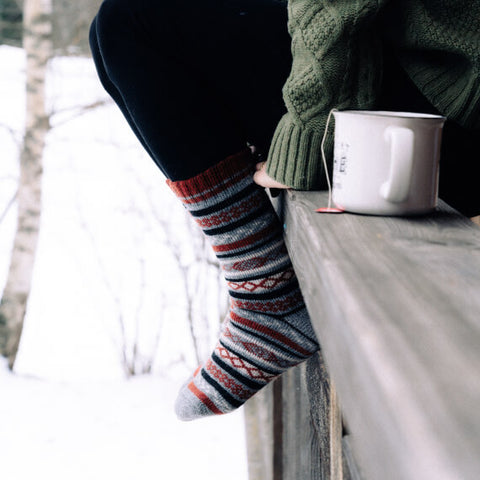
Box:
(244, 191), (480, 480)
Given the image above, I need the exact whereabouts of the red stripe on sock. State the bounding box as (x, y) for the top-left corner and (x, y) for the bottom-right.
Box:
(170, 168), (249, 204)
(213, 223), (278, 253)
(195, 192), (262, 229)
(230, 311), (312, 357)
(205, 359), (253, 400)
(187, 381), (223, 415)
(167, 150), (253, 203)
(233, 290), (304, 314)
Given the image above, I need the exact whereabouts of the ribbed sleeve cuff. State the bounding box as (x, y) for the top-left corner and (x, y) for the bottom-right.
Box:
(265, 114), (333, 190)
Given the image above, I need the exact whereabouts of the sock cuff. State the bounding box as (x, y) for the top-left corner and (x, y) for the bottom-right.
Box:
(166, 149), (254, 205)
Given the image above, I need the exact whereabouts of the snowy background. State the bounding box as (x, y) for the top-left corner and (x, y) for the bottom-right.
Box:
(0, 45), (248, 480)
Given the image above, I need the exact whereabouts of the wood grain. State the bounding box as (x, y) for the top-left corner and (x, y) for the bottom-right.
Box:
(281, 191), (480, 480)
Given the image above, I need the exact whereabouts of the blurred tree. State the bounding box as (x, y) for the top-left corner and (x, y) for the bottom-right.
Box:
(0, 0), (52, 368)
(79, 155), (227, 376)
(1, 0), (102, 54)
(0, 0), (22, 46)
(50, 0), (102, 55)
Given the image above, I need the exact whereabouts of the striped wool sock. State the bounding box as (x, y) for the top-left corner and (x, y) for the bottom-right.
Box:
(167, 149), (319, 420)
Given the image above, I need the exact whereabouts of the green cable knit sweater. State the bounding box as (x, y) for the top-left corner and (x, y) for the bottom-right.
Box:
(265, 0), (480, 190)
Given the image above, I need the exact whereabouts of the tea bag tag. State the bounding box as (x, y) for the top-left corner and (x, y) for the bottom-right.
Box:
(316, 206), (344, 213)
(316, 108), (344, 214)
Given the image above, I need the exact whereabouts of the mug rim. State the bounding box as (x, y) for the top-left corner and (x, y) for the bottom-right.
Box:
(334, 110), (446, 121)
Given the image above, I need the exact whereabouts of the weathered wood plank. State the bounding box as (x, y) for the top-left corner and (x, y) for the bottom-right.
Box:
(245, 352), (349, 480)
(279, 352), (348, 480)
(282, 191), (480, 480)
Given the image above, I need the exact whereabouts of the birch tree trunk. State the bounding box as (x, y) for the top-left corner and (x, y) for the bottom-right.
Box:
(0, 0), (52, 368)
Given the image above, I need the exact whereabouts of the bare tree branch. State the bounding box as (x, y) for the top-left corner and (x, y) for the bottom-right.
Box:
(50, 98), (112, 127)
(0, 189), (18, 225)
(0, 123), (22, 147)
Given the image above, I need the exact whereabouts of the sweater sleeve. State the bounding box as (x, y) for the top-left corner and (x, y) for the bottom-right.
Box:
(265, 0), (390, 190)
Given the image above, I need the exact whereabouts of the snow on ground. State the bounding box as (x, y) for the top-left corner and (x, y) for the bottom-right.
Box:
(0, 46), (248, 480)
(0, 359), (247, 480)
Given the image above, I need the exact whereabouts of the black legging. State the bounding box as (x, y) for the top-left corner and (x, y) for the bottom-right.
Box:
(89, 0), (291, 181)
(90, 0), (478, 216)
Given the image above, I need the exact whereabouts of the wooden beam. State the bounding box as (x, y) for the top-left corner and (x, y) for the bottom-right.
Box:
(282, 191), (480, 480)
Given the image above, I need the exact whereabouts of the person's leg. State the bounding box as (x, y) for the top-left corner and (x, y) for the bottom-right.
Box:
(91, 0), (319, 420)
(90, 0), (291, 180)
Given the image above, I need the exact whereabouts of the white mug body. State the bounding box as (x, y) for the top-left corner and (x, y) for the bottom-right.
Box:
(332, 111), (445, 216)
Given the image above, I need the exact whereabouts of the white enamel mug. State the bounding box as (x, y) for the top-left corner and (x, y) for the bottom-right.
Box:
(332, 110), (446, 216)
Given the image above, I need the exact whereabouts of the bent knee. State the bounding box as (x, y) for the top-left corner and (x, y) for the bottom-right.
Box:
(94, 0), (134, 36)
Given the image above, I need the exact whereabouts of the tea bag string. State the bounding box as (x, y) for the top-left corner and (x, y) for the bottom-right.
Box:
(321, 108), (338, 210)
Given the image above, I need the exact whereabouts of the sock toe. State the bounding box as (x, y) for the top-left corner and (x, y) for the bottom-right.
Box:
(175, 377), (223, 421)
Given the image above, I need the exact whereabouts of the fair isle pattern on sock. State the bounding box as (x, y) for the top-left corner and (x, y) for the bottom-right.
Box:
(167, 150), (319, 420)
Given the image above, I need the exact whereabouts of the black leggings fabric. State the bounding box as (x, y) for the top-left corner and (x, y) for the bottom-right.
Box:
(90, 0), (478, 216)
(89, 0), (292, 181)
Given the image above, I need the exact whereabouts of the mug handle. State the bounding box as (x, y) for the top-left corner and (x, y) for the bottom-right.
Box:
(380, 126), (414, 203)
